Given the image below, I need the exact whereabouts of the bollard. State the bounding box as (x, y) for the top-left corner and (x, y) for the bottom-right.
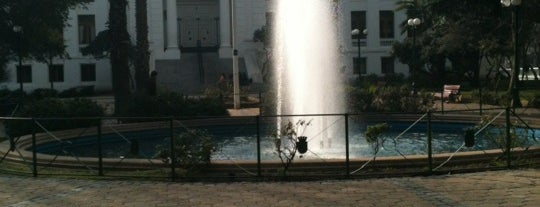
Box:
(169, 117), (176, 181)
(505, 107), (512, 168)
(256, 116), (262, 177)
(345, 114), (350, 177)
(97, 118), (103, 176)
(427, 112), (433, 173)
(32, 118), (37, 177)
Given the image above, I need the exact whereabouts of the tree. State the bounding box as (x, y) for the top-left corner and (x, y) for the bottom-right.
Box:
(108, 0), (132, 114)
(32, 28), (67, 90)
(0, 0), (91, 84)
(394, 0), (447, 88)
(272, 120), (311, 177)
(394, 0), (540, 107)
(135, 0), (150, 94)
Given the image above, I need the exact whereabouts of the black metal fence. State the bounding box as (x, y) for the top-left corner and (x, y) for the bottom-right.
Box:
(0, 108), (538, 181)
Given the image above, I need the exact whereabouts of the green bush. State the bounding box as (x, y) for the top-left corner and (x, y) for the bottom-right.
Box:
(117, 93), (164, 117)
(347, 83), (433, 113)
(0, 89), (28, 102)
(471, 89), (507, 106)
(58, 86), (95, 98)
(155, 129), (217, 175)
(372, 86), (405, 112)
(0, 89), (18, 115)
(346, 86), (375, 113)
(365, 123), (390, 156)
(117, 92), (228, 121)
(30, 88), (58, 100)
(528, 93), (540, 108)
(5, 98), (103, 137)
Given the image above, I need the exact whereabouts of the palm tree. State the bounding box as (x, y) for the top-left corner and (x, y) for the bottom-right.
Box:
(135, 0), (150, 94)
(108, 0), (131, 113)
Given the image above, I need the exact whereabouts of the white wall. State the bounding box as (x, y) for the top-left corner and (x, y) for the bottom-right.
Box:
(1, 1), (112, 92)
(344, 0), (408, 76)
(1, 0), (409, 93)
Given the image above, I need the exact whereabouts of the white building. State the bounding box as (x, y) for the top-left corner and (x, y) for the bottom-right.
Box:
(1, 0), (408, 94)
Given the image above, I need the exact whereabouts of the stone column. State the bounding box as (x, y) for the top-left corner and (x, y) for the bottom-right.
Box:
(164, 0), (180, 59)
(219, 0), (232, 58)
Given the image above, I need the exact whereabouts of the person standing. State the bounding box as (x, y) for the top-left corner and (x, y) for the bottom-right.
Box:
(148, 71), (158, 95)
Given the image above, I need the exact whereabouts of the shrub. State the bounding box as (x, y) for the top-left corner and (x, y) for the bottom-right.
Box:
(0, 89), (22, 116)
(472, 89), (507, 106)
(5, 98), (103, 137)
(346, 86), (375, 113)
(58, 86), (95, 98)
(117, 93), (163, 117)
(117, 92), (228, 121)
(528, 93), (540, 108)
(365, 123), (390, 144)
(30, 88), (58, 100)
(372, 86), (404, 112)
(65, 98), (104, 127)
(271, 119), (311, 177)
(155, 129), (217, 175)
(347, 83), (433, 113)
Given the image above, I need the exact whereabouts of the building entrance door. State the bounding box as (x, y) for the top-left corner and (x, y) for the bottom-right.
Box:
(178, 2), (219, 49)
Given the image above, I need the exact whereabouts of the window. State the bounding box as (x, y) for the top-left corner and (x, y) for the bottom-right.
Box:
(379, 11), (394, 39)
(78, 15), (95, 45)
(266, 12), (275, 38)
(351, 11), (366, 38)
(49, 65), (64, 82)
(81, 64), (96, 81)
(353, 57), (367, 75)
(17, 65), (32, 83)
(351, 11), (366, 40)
(381, 57), (395, 74)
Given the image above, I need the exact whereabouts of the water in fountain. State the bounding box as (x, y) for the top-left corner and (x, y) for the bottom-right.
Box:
(273, 0), (345, 154)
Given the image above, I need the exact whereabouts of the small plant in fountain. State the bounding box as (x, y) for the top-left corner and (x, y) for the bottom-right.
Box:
(271, 119), (311, 177)
(476, 115), (536, 165)
(365, 123), (391, 158)
(155, 129), (217, 176)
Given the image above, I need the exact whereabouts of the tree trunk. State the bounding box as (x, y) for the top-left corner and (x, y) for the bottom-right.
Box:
(109, 0), (131, 114)
(135, 0), (150, 94)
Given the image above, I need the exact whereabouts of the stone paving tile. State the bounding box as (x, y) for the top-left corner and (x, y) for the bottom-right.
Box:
(0, 169), (538, 207)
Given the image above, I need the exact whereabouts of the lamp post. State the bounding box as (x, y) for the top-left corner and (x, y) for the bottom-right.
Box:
(13, 25), (23, 92)
(231, 0), (240, 109)
(501, 0), (522, 109)
(407, 18), (421, 95)
(351, 28), (367, 74)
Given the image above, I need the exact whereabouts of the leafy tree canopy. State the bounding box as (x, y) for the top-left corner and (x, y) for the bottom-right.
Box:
(393, 0), (540, 88)
(0, 0), (91, 81)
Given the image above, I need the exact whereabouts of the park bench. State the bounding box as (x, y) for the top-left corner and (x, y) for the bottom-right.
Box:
(433, 84), (462, 103)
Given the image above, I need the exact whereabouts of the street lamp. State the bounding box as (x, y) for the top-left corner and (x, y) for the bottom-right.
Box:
(231, 0), (240, 109)
(501, 0), (522, 108)
(407, 18), (421, 95)
(13, 25), (23, 92)
(351, 28), (367, 74)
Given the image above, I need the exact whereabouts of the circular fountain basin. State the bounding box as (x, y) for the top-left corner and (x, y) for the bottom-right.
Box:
(3, 115), (538, 171)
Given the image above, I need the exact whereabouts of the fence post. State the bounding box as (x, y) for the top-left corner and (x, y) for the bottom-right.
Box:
(505, 107), (512, 168)
(345, 114), (350, 177)
(427, 112), (433, 173)
(169, 117), (176, 181)
(479, 87), (483, 115)
(256, 116), (261, 177)
(97, 117), (103, 176)
(31, 118), (37, 177)
(258, 91), (262, 116)
(441, 88), (445, 114)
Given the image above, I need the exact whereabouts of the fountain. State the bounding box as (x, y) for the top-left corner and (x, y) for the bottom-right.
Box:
(272, 0), (345, 152)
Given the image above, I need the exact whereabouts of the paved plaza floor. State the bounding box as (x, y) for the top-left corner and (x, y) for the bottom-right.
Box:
(0, 169), (538, 207)
(2, 96), (539, 206)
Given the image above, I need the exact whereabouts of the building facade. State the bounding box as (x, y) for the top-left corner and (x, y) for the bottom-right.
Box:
(1, 0), (408, 93)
